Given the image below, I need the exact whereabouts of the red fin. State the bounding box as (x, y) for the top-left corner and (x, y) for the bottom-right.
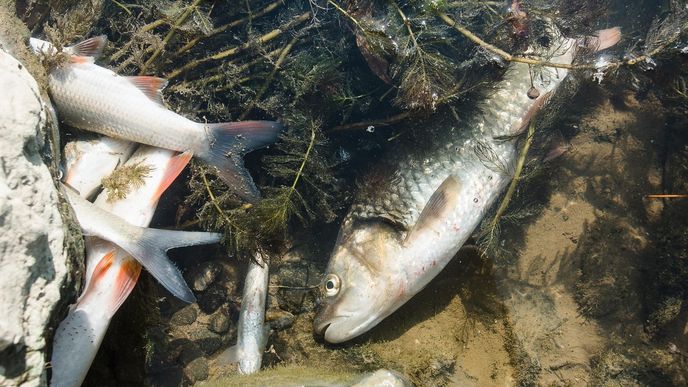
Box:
(125, 76), (168, 104)
(585, 27), (622, 52)
(69, 56), (94, 64)
(70, 35), (107, 57)
(150, 151), (193, 205)
(107, 258), (141, 317)
(76, 250), (116, 307)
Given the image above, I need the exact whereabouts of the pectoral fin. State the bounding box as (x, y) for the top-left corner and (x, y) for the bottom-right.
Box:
(125, 76), (169, 105)
(404, 175), (461, 245)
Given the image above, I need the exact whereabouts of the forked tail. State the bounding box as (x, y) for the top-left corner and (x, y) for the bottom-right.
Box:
(198, 121), (282, 202)
(116, 227), (222, 303)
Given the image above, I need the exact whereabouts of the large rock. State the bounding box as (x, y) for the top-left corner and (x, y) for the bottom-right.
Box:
(0, 22), (71, 387)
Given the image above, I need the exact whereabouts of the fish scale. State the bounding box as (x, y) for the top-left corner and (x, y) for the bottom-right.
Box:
(347, 59), (541, 232)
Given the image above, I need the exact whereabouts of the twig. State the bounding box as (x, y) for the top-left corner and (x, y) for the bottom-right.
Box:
(239, 36), (299, 120)
(166, 11), (311, 79)
(174, 0), (283, 56)
(484, 121), (536, 244)
(327, 0), (366, 32)
(201, 170), (243, 232)
(645, 194), (688, 199)
(437, 12), (580, 70)
(140, 0), (203, 75)
(328, 111), (412, 132)
(112, 0), (132, 15)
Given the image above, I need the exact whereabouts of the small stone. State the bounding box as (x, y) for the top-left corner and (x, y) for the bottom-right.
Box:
(189, 328), (223, 355)
(209, 310), (230, 334)
(197, 285), (227, 314)
(178, 341), (204, 365)
(266, 308), (295, 331)
(184, 357), (209, 383)
(192, 261), (221, 292)
(170, 305), (198, 326)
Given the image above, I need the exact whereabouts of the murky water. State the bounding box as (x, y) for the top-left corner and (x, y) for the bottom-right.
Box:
(13, 0), (688, 385)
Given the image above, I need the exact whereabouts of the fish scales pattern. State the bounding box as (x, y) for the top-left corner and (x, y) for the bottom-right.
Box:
(347, 63), (536, 233)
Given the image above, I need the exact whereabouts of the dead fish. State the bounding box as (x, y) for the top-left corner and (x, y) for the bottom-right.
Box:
(313, 27), (621, 343)
(63, 180), (219, 303)
(52, 145), (193, 387)
(30, 36), (282, 202)
(63, 136), (137, 199)
(216, 251), (271, 374)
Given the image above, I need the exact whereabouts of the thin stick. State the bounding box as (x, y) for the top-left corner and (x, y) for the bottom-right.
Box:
(437, 12), (580, 70)
(166, 11), (311, 79)
(485, 121), (536, 244)
(645, 194), (688, 199)
(239, 36), (299, 120)
(140, 0), (203, 74)
(174, 0), (283, 56)
(328, 111), (412, 132)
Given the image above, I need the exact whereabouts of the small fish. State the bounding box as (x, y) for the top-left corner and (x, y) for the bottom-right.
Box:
(63, 179), (219, 302)
(313, 27), (621, 343)
(31, 36), (282, 202)
(51, 145), (193, 387)
(216, 251), (270, 374)
(63, 136), (137, 199)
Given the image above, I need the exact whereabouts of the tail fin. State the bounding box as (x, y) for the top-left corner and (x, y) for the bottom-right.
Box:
(199, 121), (283, 203)
(116, 227), (222, 303)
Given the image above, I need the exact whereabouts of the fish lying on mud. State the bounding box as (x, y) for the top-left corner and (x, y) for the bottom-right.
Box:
(51, 143), (194, 387)
(314, 26), (621, 343)
(30, 36), (282, 202)
(217, 251), (271, 374)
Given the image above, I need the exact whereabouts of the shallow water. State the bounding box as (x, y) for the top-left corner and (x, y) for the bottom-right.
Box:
(13, 0), (688, 385)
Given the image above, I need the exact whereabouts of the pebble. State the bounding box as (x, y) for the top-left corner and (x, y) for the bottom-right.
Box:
(170, 305), (198, 326)
(178, 341), (204, 365)
(189, 328), (223, 355)
(192, 261), (221, 292)
(209, 309), (231, 334)
(184, 357), (209, 383)
(197, 285), (227, 314)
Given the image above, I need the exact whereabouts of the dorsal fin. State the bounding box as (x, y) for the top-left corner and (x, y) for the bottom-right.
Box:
(69, 35), (107, 58)
(404, 175), (461, 245)
(125, 76), (169, 105)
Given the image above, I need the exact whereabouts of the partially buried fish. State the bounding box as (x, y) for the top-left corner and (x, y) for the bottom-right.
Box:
(30, 36), (282, 202)
(314, 26), (621, 343)
(51, 143), (195, 387)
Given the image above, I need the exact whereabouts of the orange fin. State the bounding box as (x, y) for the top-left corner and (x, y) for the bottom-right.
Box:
(150, 151), (193, 205)
(76, 250), (116, 307)
(125, 76), (168, 104)
(108, 258), (141, 317)
(585, 27), (621, 52)
(69, 55), (95, 64)
(70, 35), (107, 58)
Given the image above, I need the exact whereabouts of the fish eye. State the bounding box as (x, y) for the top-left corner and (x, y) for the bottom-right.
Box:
(324, 274), (340, 297)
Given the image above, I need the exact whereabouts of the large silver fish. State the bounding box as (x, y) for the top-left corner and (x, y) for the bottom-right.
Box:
(313, 27), (621, 343)
(30, 36), (281, 202)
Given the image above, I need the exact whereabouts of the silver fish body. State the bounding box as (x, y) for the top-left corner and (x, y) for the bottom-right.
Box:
(216, 252), (270, 374)
(314, 27), (621, 343)
(31, 36), (282, 201)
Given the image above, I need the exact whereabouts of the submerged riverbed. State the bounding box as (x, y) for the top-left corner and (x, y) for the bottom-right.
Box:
(2, 0), (687, 386)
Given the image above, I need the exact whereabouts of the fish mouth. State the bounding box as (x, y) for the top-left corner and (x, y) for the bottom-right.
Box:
(313, 312), (381, 344)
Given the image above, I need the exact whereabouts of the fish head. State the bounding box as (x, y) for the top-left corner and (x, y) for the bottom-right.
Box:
(314, 218), (405, 343)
